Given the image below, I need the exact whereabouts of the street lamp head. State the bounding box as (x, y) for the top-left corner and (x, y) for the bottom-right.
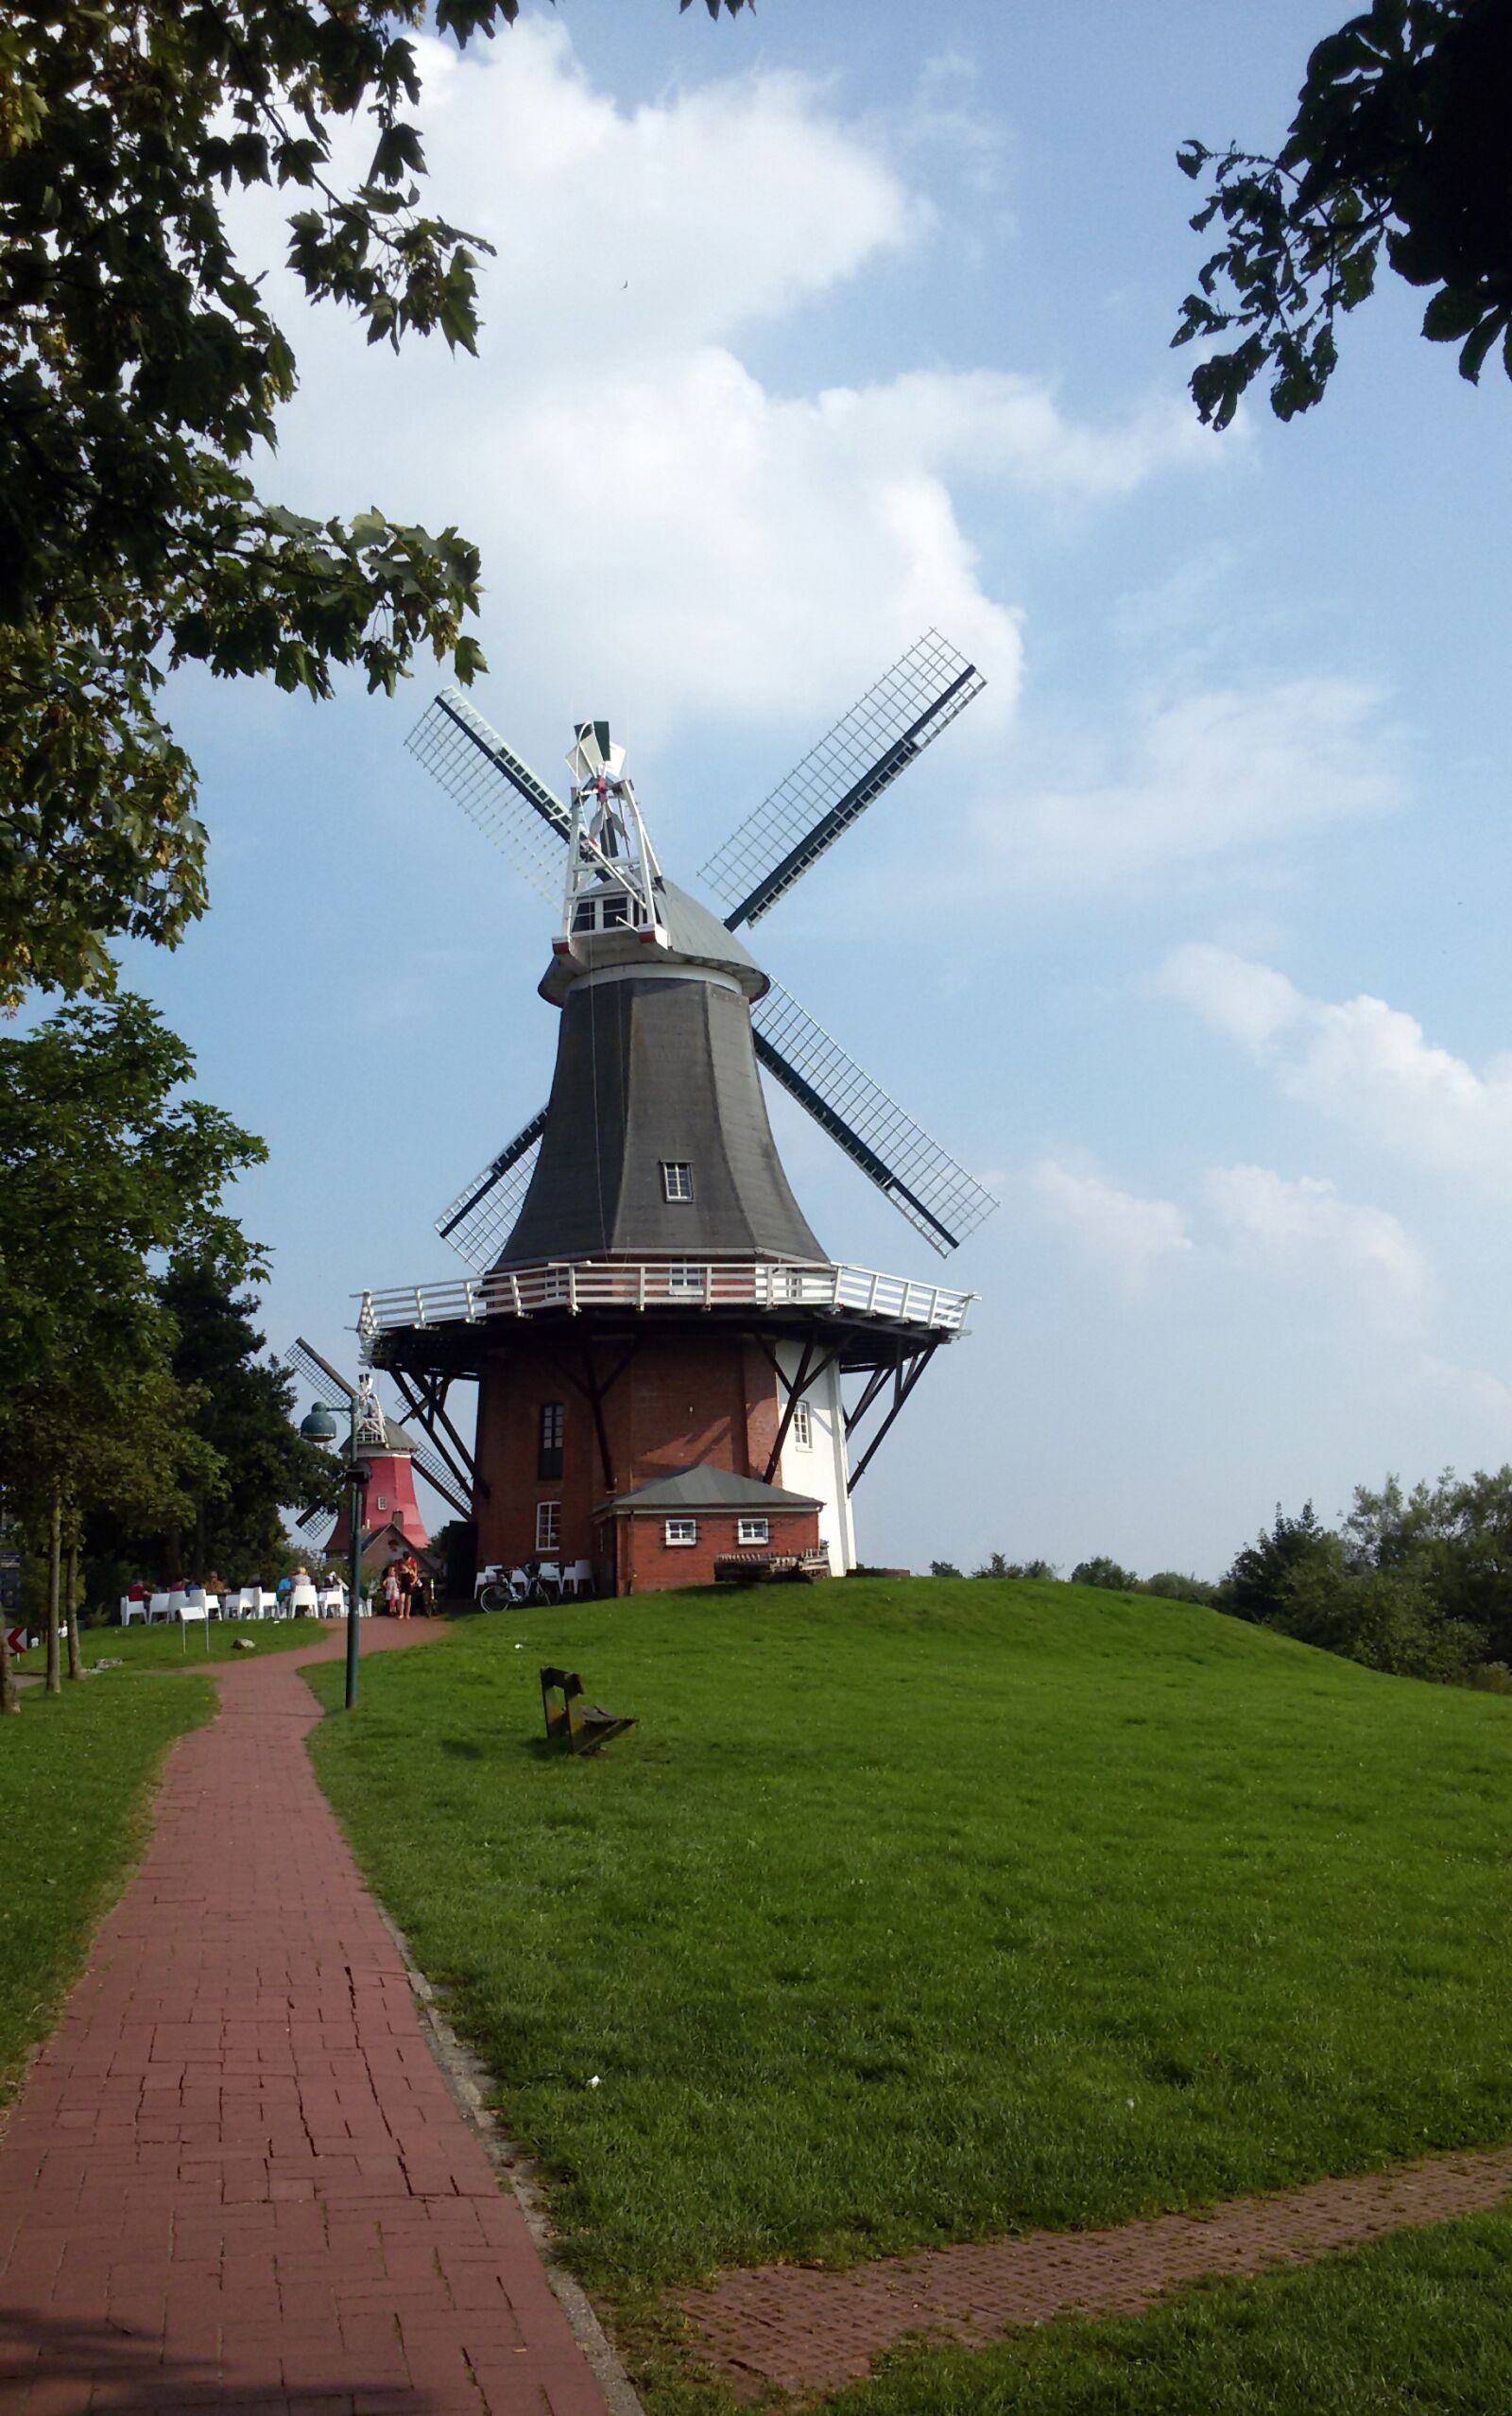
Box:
(300, 1404), (340, 1443)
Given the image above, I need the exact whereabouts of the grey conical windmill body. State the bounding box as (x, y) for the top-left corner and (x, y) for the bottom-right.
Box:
(499, 880), (822, 1268)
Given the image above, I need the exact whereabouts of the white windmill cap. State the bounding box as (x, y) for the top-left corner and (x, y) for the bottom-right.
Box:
(566, 720), (627, 784)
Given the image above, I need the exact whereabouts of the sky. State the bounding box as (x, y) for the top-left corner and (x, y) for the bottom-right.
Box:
(104, 0), (1512, 1579)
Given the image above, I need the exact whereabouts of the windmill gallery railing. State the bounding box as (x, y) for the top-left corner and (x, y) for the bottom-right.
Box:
(357, 1260), (976, 1341)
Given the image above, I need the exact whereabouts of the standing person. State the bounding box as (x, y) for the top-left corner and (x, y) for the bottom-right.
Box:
(382, 1559), (402, 1618)
(396, 1555), (417, 1620)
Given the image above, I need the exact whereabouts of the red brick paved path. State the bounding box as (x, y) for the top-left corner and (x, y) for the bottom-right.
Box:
(0, 1625), (615, 2415)
(681, 2143), (1512, 2398)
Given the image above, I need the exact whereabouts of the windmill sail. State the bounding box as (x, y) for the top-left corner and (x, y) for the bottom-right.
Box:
(435, 1110), (548, 1273)
(700, 630), (986, 930)
(286, 1335), (356, 1407)
(751, 982), (997, 1256)
(406, 689), (570, 902)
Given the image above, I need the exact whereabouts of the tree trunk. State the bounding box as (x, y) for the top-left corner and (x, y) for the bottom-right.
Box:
(64, 1514), (81, 1682)
(45, 1488), (61, 1696)
(0, 1619), (17, 1715)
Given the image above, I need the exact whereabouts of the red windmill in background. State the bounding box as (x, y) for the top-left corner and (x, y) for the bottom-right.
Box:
(286, 1337), (467, 1572)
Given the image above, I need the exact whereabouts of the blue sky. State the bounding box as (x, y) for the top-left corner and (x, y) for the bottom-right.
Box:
(106, 0), (1512, 1577)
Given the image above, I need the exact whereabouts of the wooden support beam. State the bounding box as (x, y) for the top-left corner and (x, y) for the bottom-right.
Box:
(847, 1345), (938, 1492)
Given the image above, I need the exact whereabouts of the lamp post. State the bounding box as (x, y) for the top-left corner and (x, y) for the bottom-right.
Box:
(300, 1399), (365, 1711)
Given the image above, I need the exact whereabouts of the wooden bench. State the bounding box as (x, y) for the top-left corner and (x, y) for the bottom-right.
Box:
(712, 1550), (832, 1587)
(540, 1665), (636, 1755)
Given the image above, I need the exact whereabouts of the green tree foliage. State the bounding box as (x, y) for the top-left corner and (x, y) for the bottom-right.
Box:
(1142, 1570), (1220, 1605)
(0, 0), (744, 1008)
(85, 1253), (340, 1592)
(0, 995), (262, 1665)
(1219, 1473), (1512, 1683)
(1070, 1555), (1139, 1592)
(1175, 0), (1512, 428)
(929, 1559), (963, 1578)
(1221, 1499), (1336, 1622)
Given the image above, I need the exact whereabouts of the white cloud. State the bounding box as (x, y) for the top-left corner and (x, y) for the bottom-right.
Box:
(232, 24), (1201, 751)
(988, 676), (1403, 890)
(1031, 1158), (1191, 1289)
(1206, 1165), (1428, 1310)
(1160, 944), (1512, 1195)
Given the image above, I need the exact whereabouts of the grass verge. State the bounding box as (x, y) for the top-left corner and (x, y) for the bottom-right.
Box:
(304, 1579), (1512, 2304)
(15, 1616), (340, 1673)
(809, 2207), (1512, 2416)
(0, 1663), (216, 2106)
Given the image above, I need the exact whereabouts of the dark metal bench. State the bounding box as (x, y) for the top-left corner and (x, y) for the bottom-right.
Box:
(540, 1665), (636, 1754)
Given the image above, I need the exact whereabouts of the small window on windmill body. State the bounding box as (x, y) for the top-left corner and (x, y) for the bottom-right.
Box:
(662, 1161), (694, 1202)
(602, 893), (630, 928)
(791, 1399), (812, 1448)
(538, 1402), (564, 1479)
(536, 1501), (561, 1552)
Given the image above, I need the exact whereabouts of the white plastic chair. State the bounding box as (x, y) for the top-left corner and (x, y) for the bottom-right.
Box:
(236, 1585), (262, 1619)
(560, 1559), (593, 1598)
(147, 1591), (173, 1624)
(535, 1561), (562, 1600)
(318, 1583), (346, 1617)
(201, 1592), (221, 1619)
(120, 1595), (149, 1626)
(289, 1580), (319, 1616)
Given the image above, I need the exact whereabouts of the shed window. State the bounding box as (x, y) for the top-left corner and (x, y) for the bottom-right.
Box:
(538, 1402), (564, 1479)
(661, 1161), (694, 1201)
(536, 1500), (561, 1552)
(664, 1518), (697, 1546)
(737, 1516), (770, 1545)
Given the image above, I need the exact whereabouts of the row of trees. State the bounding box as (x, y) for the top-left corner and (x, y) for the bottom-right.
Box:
(0, 996), (336, 1708)
(936, 1468), (1512, 1686)
(930, 1554), (1216, 1603)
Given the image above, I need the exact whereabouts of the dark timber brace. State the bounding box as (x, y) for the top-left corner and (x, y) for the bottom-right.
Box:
(541, 1337), (640, 1493)
(845, 1344), (941, 1493)
(746, 1333), (843, 1486)
(387, 1371), (474, 1510)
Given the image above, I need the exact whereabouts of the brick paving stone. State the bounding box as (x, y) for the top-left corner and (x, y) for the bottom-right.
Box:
(0, 1624), (615, 2416)
(681, 2143), (1512, 2397)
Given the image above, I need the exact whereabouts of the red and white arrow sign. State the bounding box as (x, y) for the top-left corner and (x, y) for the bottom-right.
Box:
(5, 1626), (24, 1657)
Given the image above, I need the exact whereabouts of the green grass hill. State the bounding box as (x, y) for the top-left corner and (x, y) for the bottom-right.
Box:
(306, 1577), (1512, 2309)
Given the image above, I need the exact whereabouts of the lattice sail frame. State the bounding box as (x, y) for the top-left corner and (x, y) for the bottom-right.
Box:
(752, 983), (996, 1255)
(406, 689), (569, 903)
(699, 630), (985, 928)
(434, 1117), (546, 1276)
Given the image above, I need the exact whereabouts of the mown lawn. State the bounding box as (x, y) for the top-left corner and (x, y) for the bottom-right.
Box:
(305, 1579), (1512, 2305)
(14, 1615), (336, 1673)
(0, 1664), (216, 2104)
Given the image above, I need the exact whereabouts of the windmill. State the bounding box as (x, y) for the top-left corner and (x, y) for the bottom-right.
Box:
(359, 630), (997, 1595)
(285, 1336), (469, 1562)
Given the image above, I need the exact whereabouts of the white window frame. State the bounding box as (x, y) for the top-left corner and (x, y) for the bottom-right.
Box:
(737, 1516), (769, 1545)
(661, 1161), (694, 1202)
(664, 1517), (697, 1546)
(790, 1399), (812, 1448)
(536, 1500), (561, 1552)
(667, 1263), (703, 1295)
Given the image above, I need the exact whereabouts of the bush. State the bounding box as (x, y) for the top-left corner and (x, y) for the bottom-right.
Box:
(1143, 1571), (1219, 1605)
(1071, 1556), (1139, 1592)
